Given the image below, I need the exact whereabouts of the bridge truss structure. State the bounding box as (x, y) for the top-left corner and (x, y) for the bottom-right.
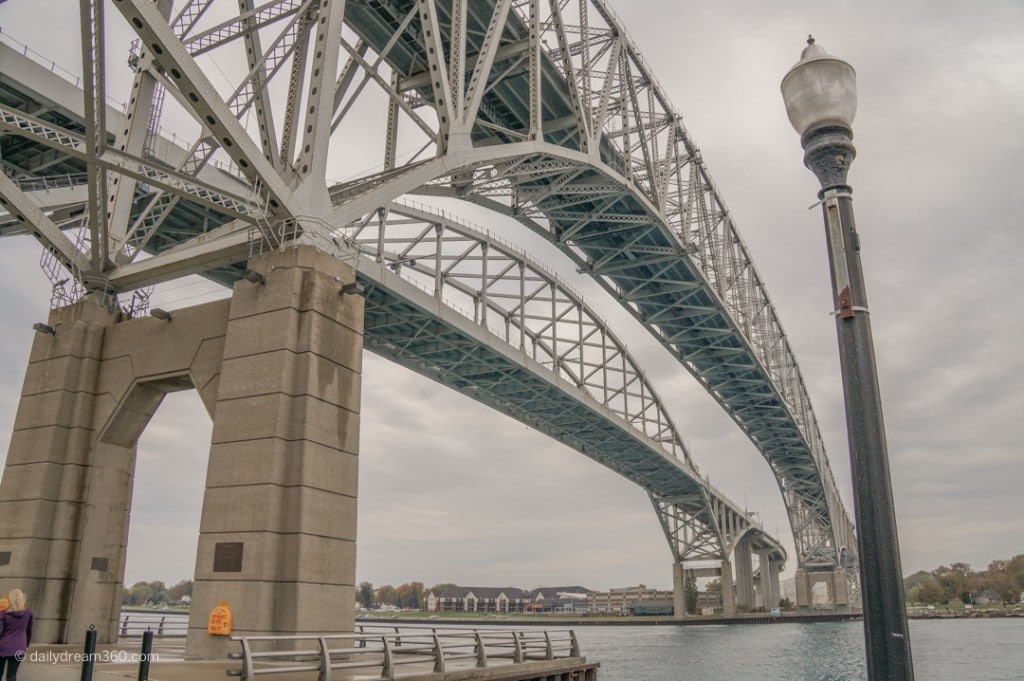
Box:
(0, 0), (855, 582)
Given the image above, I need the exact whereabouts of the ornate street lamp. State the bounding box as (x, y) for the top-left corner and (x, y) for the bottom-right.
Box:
(781, 37), (915, 680)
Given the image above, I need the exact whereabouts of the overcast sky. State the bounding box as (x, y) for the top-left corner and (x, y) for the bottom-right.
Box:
(0, 0), (1021, 593)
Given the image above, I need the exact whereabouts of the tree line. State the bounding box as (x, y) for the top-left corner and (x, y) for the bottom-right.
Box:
(358, 581), (453, 610)
(904, 554), (1024, 605)
(121, 580), (193, 606)
(120, 553), (1024, 611)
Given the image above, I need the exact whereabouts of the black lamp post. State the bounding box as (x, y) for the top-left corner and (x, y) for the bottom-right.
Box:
(781, 36), (915, 680)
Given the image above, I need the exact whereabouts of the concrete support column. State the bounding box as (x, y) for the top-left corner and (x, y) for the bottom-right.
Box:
(831, 567), (850, 612)
(0, 292), (233, 645)
(773, 560), (783, 606)
(64, 436), (141, 641)
(185, 247), (363, 659)
(795, 569), (814, 611)
(765, 556), (782, 609)
(734, 537), (755, 611)
(0, 299), (118, 643)
(795, 567), (847, 612)
(671, 562), (687, 617)
(720, 558), (735, 616)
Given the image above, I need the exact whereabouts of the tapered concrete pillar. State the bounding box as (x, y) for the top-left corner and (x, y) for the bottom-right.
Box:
(759, 552), (781, 609)
(0, 298), (118, 642)
(720, 558), (735, 616)
(795, 568), (814, 611)
(831, 567), (850, 612)
(185, 247), (363, 659)
(734, 537), (755, 611)
(671, 562), (687, 617)
(770, 559), (782, 607)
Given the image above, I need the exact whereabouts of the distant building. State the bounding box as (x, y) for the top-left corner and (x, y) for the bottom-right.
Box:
(425, 586), (528, 613)
(697, 590), (721, 615)
(587, 585), (673, 614)
(974, 590), (1004, 605)
(424, 585), (596, 613)
(524, 586), (593, 613)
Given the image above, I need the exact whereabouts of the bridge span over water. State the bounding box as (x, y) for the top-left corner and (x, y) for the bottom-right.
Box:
(0, 0), (854, 657)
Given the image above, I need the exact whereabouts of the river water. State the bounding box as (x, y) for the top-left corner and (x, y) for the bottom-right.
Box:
(126, 612), (1023, 679)
(572, 618), (1024, 681)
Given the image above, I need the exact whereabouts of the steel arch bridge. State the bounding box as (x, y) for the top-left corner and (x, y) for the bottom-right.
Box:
(335, 200), (786, 567)
(0, 0), (852, 584)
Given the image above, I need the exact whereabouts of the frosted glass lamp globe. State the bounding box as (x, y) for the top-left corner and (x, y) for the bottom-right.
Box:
(781, 36), (857, 136)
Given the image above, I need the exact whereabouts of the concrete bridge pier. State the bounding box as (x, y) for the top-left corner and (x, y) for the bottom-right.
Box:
(734, 537), (755, 611)
(795, 567), (850, 612)
(185, 246), (364, 659)
(671, 562), (688, 617)
(830, 567), (851, 613)
(0, 297), (123, 643)
(720, 558), (735, 616)
(0, 245), (363, 658)
(757, 550), (782, 609)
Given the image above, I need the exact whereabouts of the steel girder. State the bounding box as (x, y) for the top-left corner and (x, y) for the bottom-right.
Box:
(0, 0), (835, 573)
(344, 199), (694, 465)
(319, 201), (785, 565)
(327, 0), (855, 572)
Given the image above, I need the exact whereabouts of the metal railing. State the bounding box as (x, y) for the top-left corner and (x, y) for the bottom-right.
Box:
(0, 27), (86, 89)
(118, 612), (189, 638)
(228, 625), (581, 680)
(9, 172), (89, 192)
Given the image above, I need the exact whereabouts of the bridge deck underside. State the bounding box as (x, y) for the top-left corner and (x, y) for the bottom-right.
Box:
(532, 182), (829, 506)
(363, 276), (707, 503)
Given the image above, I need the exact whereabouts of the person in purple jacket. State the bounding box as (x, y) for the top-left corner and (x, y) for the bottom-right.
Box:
(0, 589), (32, 681)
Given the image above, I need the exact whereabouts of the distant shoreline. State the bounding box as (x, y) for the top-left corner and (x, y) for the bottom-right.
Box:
(907, 607), (1024, 620)
(117, 606), (1023, 623)
(358, 613), (860, 626)
(357, 608), (1024, 626)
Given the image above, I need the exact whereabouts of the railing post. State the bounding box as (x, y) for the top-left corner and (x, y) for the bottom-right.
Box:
(570, 630), (580, 657)
(137, 630), (153, 681)
(158, 617), (165, 637)
(357, 625), (366, 648)
(381, 636), (394, 678)
(317, 636), (332, 681)
(121, 615), (129, 637)
(431, 632), (445, 673)
(513, 631), (523, 664)
(80, 625), (97, 681)
(237, 638), (254, 681)
(544, 631), (553, 660)
(474, 632), (487, 668)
